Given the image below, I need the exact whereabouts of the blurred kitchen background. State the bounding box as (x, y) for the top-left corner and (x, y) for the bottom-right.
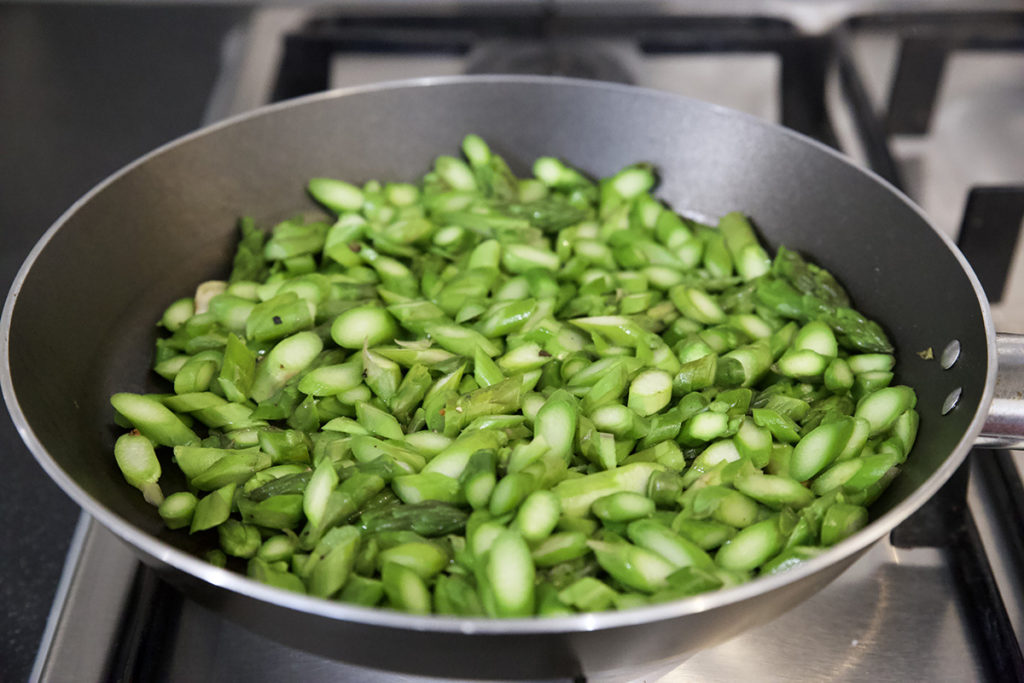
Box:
(2, 2), (1023, 681)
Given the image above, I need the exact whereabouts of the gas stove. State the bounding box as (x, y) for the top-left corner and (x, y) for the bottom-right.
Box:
(28, 3), (1024, 681)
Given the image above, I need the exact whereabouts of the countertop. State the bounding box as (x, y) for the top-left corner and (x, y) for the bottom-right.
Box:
(0, 5), (248, 679)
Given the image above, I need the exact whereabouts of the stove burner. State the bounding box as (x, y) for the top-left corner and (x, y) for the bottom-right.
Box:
(464, 40), (633, 84)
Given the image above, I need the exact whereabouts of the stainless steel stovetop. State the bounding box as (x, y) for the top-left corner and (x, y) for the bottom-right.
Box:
(30, 3), (1024, 681)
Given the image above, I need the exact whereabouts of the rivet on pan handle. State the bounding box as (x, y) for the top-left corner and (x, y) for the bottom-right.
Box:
(977, 334), (1024, 449)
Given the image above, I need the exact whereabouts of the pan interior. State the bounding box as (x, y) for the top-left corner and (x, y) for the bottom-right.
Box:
(5, 77), (989, 618)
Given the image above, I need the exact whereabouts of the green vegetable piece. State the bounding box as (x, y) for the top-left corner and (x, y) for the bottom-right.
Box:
(531, 531), (591, 567)
(715, 517), (783, 572)
(381, 561), (431, 614)
(423, 429), (501, 478)
(173, 446), (232, 481)
(190, 450), (271, 491)
(160, 297), (195, 332)
(755, 277), (891, 353)
(173, 351), (221, 395)
(733, 417), (772, 468)
(350, 436), (425, 475)
(716, 340), (773, 387)
(691, 485), (760, 529)
(672, 517), (737, 551)
(308, 177), (364, 213)
(203, 549), (228, 568)
(581, 363), (629, 414)
(789, 417), (856, 482)
(752, 407), (801, 444)
(362, 346), (402, 406)
(791, 320), (837, 356)
(246, 293), (315, 342)
(309, 526), (361, 598)
(111, 393), (199, 447)
(847, 353), (896, 374)
(842, 450), (903, 492)
(588, 539), (674, 594)
(304, 459), (339, 529)
(113, 432), (163, 505)
(553, 462), (662, 518)
(772, 246), (850, 307)
(360, 501), (468, 537)
(558, 576), (618, 612)
(854, 386), (917, 435)
(257, 429), (310, 466)
(158, 491), (197, 530)
(852, 371), (895, 401)
(218, 519), (262, 559)
(674, 354), (718, 393)
(227, 219), (268, 283)
(627, 519), (715, 571)
(669, 286), (727, 325)
(390, 364), (433, 424)
(645, 469), (684, 508)
(378, 541), (448, 580)
(243, 466), (309, 498)
(483, 529), (536, 617)
(679, 411), (730, 447)
(339, 575), (385, 607)
(820, 503), (869, 546)
(514, 490), (561, 543)
(458, 448), (498, 510)
(718, 212), (770, 281)
(190, 483), (236, 534)
(534, 390), (577, 464)
(258, 534), (297, 563)
(892, 409), (920, 456)
(570, 315), (653, 347)
(627, 369), (673, 416)
(434, 574), (485, 616)
(591, 492), (656, 523)
(250, 331), (323, 402)
(425, 321), (503, 358)
(824, 357), (854, 394)
(248, 558), (306, 593)
(651, 566), (725, 601)
(355, 402), (404, 440)
(217, 334), (256, 402)
(680, 440), (742, 488)
(774, 348), (829, 381)
(297, 361), (363, 397)
(733, 472), (814, 510)
(330, 306), (398, 349)
(489, 471), (536, 517)
(392, 472), (461, 504)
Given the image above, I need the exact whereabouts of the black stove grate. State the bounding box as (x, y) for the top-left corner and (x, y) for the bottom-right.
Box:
(271, 13), (838, 146)
(845, 11), (1024, 137)
(841, 10), (1024, 304)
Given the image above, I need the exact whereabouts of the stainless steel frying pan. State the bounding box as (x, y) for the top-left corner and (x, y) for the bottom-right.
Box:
(4, 76), (1022, 680)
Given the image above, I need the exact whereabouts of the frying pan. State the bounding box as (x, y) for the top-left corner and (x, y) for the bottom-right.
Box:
(4, 76), (1022, 680)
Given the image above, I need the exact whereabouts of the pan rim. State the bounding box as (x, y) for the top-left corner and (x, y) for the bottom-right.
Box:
(1, 74), (998, 637)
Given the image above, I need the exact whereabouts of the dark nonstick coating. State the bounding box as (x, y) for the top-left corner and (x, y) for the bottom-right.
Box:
(2, 77), (994, 678)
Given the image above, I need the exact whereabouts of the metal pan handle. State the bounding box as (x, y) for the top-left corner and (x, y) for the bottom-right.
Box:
(978, 333), (1024, 449)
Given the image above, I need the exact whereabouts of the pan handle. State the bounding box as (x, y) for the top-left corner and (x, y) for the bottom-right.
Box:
(977, 333), (1024, 449)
